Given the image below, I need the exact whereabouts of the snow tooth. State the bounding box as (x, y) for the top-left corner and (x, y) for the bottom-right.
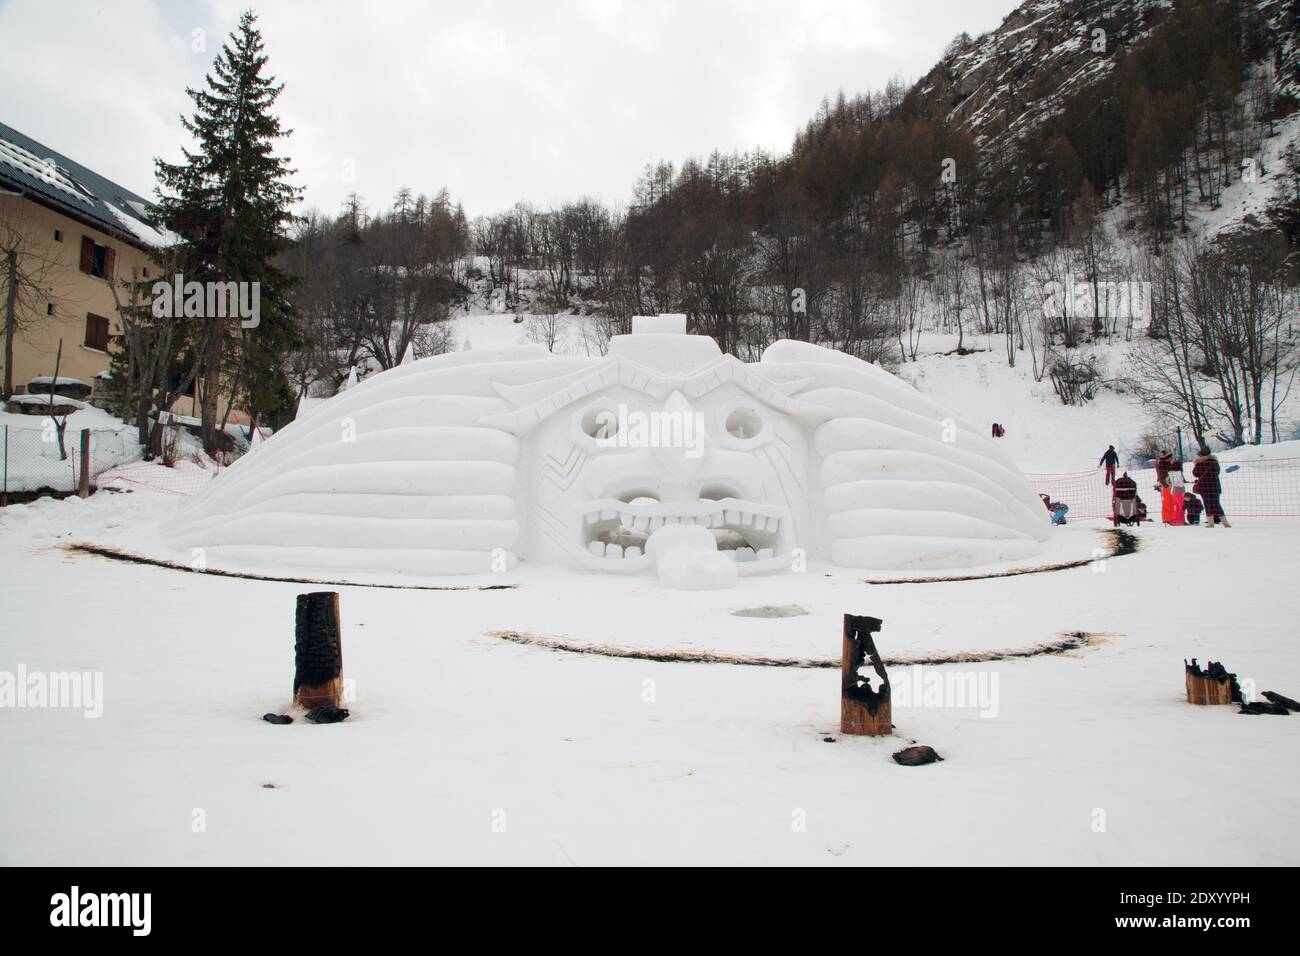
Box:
(648, 516), (665, 530)
(766, 516), (780, 532)
(619, 512), (633, 526)
(585, 512), (599, 525)
(756, 547), (774, 560)
(633, 516), (650, 530)
(625, 546), (642, 558)
(601, 508), (617, 521)
(606, 544), (623, 559)
(724, 509), (740, 526)
(736, 547), (756, 562)
(588, 540), (606, 556)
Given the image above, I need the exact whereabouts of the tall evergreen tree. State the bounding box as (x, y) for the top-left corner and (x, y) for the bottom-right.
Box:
(154, 9), (301, 450)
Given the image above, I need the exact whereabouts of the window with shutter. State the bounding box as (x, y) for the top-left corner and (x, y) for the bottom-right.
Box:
(78, 236), (114, 278)
(84, 313), (110, 351)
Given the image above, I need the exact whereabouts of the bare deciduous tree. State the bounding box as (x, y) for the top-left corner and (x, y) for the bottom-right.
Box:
(0, 201), (61, 400)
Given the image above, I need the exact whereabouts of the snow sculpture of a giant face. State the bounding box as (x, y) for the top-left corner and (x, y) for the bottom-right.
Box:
(164, 332), (1048, 579)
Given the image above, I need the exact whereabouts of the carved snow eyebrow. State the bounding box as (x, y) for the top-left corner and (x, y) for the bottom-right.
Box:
(478, 355), (831, 434)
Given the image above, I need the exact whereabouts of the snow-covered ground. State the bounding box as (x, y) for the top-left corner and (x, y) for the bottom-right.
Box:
(3, 320), (1297, 865)
(1, 479), (1297, 865)
(895, 335), (1152, 472)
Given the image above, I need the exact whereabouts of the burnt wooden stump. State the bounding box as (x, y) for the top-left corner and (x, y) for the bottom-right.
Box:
(1184, 658), (1238, 706)
(294, 591), (343, 709)
(841, 614), (892, 736)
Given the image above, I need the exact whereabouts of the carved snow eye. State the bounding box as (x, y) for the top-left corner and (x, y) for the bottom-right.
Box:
(724, 407), (765, 441)
(580, 406), (619, 440)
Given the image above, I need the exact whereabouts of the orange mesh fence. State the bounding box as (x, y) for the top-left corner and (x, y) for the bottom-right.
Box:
(1026, 458), (1300, 520)
(94, 460), (220, 496)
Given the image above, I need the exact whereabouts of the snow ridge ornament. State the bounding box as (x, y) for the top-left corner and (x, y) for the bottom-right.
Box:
(163, 331), (1049, 581)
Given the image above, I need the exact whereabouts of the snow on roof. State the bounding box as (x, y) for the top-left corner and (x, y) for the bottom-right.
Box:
(0, 137), (98, 209)
(28, 376), (87, 386)
(103, 200), (176, 249)
(0, 119), (170, 251)
(6, 393), (87, 409)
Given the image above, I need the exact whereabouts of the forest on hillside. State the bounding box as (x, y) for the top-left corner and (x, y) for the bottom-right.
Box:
(281, 0), (1298, 446)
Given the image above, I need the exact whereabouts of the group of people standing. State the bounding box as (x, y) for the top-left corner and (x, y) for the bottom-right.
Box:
(1099, 444), (1229, 527)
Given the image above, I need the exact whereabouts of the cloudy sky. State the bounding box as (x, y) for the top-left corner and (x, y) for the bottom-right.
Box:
(0, 0), (1016, 219)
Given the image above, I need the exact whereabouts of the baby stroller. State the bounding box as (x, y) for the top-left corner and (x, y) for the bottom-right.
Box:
(1112, 473), (1142, 526)
(1113, 497), (1142, 526)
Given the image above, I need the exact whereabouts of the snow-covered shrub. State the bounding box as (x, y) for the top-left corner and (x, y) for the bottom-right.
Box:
(1048, 351), (1102, 405)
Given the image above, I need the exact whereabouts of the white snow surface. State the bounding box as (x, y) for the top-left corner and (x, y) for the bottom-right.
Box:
(1, 483), (1297, 865)
(2, 320), (1298, 864)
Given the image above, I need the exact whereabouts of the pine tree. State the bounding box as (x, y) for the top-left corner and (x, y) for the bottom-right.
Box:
(154, 9), (301, 450)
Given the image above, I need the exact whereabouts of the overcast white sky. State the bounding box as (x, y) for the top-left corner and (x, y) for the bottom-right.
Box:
(0, 0), (1017, 219)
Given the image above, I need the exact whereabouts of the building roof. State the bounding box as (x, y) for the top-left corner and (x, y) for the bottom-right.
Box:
(0, 119), (173, 250)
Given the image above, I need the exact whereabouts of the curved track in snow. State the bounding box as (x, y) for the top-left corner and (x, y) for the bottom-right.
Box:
(860, 528), (1137, 584)
(486, 629), (1103, 668)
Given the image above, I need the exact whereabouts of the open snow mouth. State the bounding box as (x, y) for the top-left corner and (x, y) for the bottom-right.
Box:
(576, 496), (788, 570)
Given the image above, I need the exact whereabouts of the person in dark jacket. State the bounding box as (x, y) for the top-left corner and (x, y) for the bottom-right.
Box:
(1192, 446), (1230, 528)
(1099, 445), (1119, 485)
(1183, 492), (1203, 525)
(1112, 472), (1137, 499)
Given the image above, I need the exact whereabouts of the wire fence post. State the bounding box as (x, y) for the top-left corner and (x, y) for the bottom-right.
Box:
(78, 428), (90, 498)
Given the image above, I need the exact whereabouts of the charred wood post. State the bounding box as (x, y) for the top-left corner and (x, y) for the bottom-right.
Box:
(295, 591), (343, 709)
(1184, 658), (1239, 705)
(841, 614), (891, 736)
(1263, 691), (1300, 712)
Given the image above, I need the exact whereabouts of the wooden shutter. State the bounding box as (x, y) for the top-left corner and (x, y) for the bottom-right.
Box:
(79, 236), (95, 274)
(102, 246), (116, 280)
(85, 313), (109, 351)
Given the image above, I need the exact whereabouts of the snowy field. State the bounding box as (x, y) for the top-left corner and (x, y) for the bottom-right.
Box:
(1, 484), (1297, 865)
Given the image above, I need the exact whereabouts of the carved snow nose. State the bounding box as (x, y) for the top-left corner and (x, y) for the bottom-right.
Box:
(651, 391), (711, 487)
